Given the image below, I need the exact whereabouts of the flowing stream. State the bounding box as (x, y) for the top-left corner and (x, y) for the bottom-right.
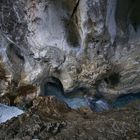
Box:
(44, 82), (140, 110)
(1, 86), (140, 124)
(111, 92), (140, 108)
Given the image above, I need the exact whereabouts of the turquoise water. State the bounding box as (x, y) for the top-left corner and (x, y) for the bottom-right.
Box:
(44, 83), (88, 109)
(64, 98), (88, 109)
(111, 93), (140, 108)
(44, 82), (140, 110)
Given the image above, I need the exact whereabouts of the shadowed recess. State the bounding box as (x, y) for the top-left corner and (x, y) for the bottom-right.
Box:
(41, 77), (140, 110)
(41, 76), (88, 109)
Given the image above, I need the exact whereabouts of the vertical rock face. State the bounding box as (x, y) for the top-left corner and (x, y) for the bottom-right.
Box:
(0, 0), (140, 99)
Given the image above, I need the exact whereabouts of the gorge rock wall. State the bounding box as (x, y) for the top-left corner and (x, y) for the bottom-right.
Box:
(0, 0), (140, 100)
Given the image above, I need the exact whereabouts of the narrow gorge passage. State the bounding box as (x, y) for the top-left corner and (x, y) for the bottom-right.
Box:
(42, 77), (88, 109)
(42, 77), (140, 111)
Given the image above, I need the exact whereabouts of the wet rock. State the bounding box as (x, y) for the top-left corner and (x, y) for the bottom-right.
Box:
(0, 97), (140, 140)
(85, 95), (110, 112)
(0, 57), (12, 97)
(32, 96), (71, 118)
(0, 0), (140, 139)
(0, 96), (10, 105)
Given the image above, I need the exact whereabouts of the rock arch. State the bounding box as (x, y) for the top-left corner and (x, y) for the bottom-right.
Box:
(40, 76), (64, 99)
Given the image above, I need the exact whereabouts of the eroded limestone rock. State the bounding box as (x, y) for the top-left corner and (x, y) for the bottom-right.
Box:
(0, 0), (140, 100)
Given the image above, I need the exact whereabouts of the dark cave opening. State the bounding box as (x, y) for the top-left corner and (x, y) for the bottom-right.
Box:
(41, 76), (88, 109)
(42, 76), (64, 99)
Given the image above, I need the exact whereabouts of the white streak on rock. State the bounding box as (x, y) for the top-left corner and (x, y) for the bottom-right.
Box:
(106, 0), (117, 43)
(0, 104), (24, 124)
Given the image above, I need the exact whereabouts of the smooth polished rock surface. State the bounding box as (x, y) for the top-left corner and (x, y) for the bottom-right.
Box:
(0, 0), (140, 100)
